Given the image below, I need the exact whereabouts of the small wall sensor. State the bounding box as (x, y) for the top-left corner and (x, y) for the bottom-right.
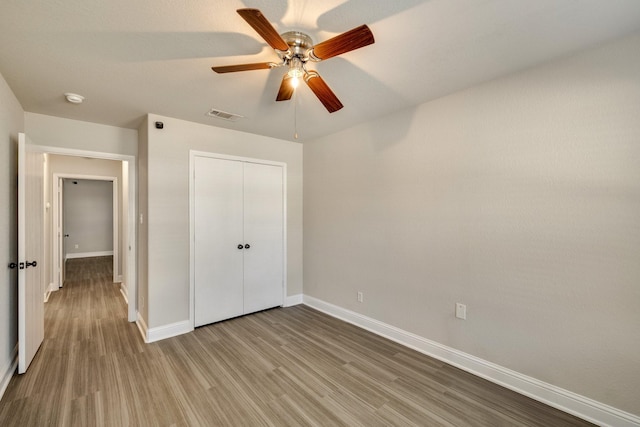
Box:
(155, 121), (164, 129)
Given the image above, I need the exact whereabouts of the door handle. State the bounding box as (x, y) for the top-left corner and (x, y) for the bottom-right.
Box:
(244, 244), (250, 249)
(26, 260), (37, 268)
(237, 244), (244, 250)
(8, 262), (17, 269)
(64, 234), (69, 237)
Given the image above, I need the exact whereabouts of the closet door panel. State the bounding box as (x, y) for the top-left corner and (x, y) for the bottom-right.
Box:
(243, 162), (284, 314)
(194, 157), (244, 326)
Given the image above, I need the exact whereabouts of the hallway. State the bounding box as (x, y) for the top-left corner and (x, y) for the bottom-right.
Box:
(0, 256), (145, 425)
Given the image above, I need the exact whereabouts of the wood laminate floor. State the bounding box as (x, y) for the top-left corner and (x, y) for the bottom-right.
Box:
(0, 256), (594, 426)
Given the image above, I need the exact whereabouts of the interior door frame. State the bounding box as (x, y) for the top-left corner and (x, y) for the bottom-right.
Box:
(53, 174), (119, 288)
(33, 144), (137, 323)
(189, 150), (287, 330)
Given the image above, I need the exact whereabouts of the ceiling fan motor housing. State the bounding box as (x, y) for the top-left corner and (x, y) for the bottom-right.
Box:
(279, 31), (314, 61)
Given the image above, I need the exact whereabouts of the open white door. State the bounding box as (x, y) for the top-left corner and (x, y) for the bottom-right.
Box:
(18, 133), (45, 374)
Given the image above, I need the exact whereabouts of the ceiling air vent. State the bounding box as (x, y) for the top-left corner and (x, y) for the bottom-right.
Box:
(206, 108), (244, 122)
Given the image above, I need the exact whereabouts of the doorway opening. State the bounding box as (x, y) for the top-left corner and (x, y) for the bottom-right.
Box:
(52, 176), (119, 292)
(40, 145), (137, 323)
(18, 138), (137, 375)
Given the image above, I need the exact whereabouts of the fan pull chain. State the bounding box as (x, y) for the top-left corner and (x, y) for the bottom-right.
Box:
(294, 88), (299, 139)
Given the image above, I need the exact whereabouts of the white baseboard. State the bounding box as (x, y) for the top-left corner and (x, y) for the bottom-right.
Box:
(66, 251), (113, 259)
(0, 345), (18, 402)
(44, 281), (59, 303)
(136, 313), (192, 344)
(147, 320), (192, 343)
(44, 282), (59, 304)
(119, 285), (129, 304)
(136, 312), (148, 343)
(303, 295), (640, 427)
(115, 275), (123, 283)
(284, 293), (303, 307)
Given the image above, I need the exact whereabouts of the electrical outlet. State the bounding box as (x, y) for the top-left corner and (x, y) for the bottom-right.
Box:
(455, 303), (467, 320)
(357, 291), (364, 303)
(74, 244), (79, 249)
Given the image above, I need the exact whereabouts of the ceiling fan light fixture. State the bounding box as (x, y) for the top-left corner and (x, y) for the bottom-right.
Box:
(287, 56), (304, 79)
(287, 56), (305, 89)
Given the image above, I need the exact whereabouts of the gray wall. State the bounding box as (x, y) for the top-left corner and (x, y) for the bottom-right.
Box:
(303, 33), (640, 414)
(0, 72), (23, 389)
(139, 114), (303, 329)
(25, 113), (137, 156)
(63, 179), (113, 257)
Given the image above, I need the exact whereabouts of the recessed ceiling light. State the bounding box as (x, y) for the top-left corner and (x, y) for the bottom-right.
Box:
(64, 93), (85, 104)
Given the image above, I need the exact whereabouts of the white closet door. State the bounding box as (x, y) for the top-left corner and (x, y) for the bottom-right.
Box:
(243, 162), (284, 314)
(194, 157), (244, 326)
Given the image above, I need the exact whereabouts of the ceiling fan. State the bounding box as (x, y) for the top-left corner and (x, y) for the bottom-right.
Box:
(212, 8), (375, 113)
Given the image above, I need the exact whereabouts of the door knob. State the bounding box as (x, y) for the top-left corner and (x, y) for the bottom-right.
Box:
(244, 244), (250, 249)
(237, 244), (244, 250)
(26, 260), (37, 268)
(8, 262), (17, 269)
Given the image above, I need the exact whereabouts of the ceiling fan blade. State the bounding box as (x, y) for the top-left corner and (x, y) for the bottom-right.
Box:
(310, 25), (374, 61)
(276, 74), (295, 102)
(212, 62), (276, 73)
(304, 71), (343, 113)
(237, 8), (290, 52)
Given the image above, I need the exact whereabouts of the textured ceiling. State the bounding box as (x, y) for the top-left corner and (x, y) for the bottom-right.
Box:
(2, 0), (640, 142)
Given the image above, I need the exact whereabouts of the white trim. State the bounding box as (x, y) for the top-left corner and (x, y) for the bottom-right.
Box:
(189, 150), (287, 330)
(147, 320), (192, 343)
(282, 164), (288, 310)
(115, 275), (123, 283)
(35, 144), (136, 323)
(189, 151), (287, 168)
(135, 312), (148, 343)
(302, 295), (640, 427)
(136, 314), (192, 344)
(120, 284), (129, 304)
(0, 345), (18, 401)
(44, 282), (57, 303)
(65, 251), (114, 259)
(284, 294), (303, 307)
(112, 179), (118, 283)
(17, 135), (26, 372)
(46, 282), (58, 293)
(189, 152), (195, 330)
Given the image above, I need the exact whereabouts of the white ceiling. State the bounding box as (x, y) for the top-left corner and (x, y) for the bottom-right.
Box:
(2, 0), (640, 142)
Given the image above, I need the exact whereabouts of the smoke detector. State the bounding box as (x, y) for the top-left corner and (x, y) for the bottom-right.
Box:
(64, 93), (85, 104)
